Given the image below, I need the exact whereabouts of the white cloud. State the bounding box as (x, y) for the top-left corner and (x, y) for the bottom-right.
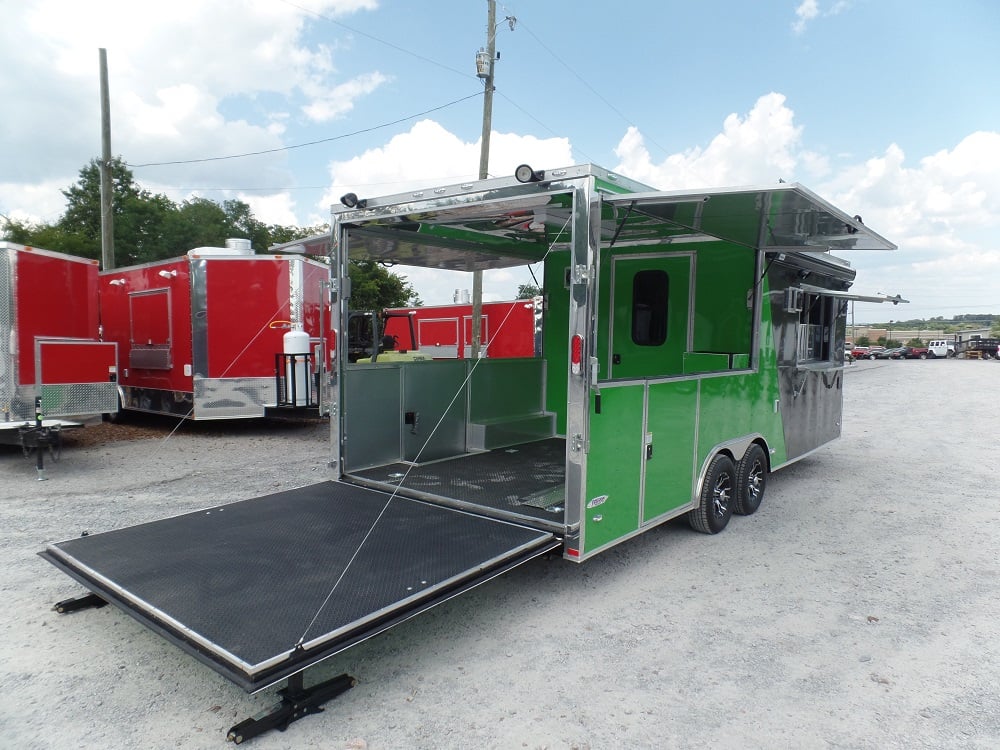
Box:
(302, 72), (390, 122)
(614, 93), (825, 189)
(792, 0), (851, 35)
(318, 119), (573, 304)
(0, 179), (70, 225)
(320, 119), (573, 201)
(0, 0), (383, 217)
(793, 0), (820, 34)
(814, 132), (1000, 316)
(613, 97), (1000, 320)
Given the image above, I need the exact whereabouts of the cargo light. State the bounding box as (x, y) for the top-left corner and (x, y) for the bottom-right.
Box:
(571, 334), (583, 375)
(515, 163), (545, 183)
(339, 193), (367, 209)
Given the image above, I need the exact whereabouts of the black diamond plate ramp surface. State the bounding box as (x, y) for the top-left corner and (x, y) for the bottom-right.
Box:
(41, 481), (557, 690)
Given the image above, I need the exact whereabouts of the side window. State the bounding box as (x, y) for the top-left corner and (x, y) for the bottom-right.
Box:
(631, 270), (668, 346)
(797, 293), (834, 362)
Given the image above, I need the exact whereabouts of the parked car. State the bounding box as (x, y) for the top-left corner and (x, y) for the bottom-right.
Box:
(870, 346), (903, 359)
(927, 340), (956, 358)
(851, 346), (870, 360)
(898, 345), (929, 359)
(862, 346), (885, 359)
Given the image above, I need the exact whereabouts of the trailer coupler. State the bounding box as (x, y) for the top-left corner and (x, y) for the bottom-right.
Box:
(227, 672), (357, 744)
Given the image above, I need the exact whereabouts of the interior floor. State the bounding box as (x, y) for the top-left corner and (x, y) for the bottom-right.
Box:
(349, 437), (567, 529)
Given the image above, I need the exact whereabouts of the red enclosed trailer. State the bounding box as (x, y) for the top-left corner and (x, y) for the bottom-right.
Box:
(1, 243), (118, 459)
(382, 298), (540, 359)
(98, 240), (330, 420)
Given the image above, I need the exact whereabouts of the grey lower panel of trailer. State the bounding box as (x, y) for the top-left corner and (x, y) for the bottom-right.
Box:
(40, 481), (559, 692)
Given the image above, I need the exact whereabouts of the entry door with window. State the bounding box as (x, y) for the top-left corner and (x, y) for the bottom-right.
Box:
(609, 254), (692, 379)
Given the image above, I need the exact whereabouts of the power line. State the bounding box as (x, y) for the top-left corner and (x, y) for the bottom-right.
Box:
(279, 0), (474, 81)
(494, 90), (598, 164)
(128, 91), (483, 168)
(501, 6), (671, 158)
(127, 6), (663, 194)
(173, 173), (478, 193)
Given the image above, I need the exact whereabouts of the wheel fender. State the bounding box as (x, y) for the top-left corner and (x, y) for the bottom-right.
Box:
(694, 435), (770, 499)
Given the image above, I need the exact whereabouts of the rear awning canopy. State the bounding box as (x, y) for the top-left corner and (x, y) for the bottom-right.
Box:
(301, 170), (897, 272)
(603, 183), (897, 253)
(337, 191), (576, 272)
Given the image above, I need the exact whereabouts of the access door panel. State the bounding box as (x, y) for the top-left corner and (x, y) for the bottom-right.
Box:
(643, 379), (698, 521)
(609, 255), (692, 379)
(583, 384), (644, 554)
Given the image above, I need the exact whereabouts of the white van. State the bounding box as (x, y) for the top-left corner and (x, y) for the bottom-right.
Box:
(927, 340), (955, 358)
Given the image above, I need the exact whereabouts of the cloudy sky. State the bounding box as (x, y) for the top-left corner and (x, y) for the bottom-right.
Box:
(2, 0), (998, 321)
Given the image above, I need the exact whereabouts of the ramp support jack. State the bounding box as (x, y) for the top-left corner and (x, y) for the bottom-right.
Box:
(227, 672), (357, 744)
(53, 593), (107, 613)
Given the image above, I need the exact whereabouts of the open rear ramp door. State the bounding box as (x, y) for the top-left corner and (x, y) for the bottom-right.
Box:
(40, 481), (559, 692)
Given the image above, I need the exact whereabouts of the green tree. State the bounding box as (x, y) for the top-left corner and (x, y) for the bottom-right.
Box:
(1, 159), (422, 310)
(222, 199), (268, 249)
(57, 156), (166, 263)
(169, 197), (233, 250)
(113, 190), (176, 265)
(516, 283), (541, 299)
(348, 260), (419, 309)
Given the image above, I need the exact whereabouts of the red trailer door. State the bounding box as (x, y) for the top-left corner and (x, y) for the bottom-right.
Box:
(129, 288), (173, 370)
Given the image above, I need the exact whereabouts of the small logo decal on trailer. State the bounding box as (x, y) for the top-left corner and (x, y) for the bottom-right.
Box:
(586, 495), (608, 509)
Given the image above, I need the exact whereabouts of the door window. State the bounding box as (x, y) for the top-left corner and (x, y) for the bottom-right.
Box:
(631, 270), (669, 346)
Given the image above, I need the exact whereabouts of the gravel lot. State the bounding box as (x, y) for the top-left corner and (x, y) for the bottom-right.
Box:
(2, 359), (998, 749)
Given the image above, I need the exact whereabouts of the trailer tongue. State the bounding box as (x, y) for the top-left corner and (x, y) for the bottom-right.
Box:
(40, 480), (558, 692)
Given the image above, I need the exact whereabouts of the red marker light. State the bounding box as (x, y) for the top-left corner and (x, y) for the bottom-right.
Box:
(571, 334), (583, 375)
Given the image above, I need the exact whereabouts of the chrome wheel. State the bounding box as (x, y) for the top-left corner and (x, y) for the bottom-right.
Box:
(712, 471), (733, 518)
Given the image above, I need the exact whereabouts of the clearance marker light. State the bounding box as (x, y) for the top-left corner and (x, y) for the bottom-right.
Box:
(571, 334), (583, 375)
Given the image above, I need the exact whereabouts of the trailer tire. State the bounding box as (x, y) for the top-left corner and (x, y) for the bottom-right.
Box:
(735, 443), (768, 516)
(688, 454), (735, 534)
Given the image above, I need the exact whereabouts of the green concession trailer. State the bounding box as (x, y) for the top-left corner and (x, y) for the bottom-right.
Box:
(41, 164), (900, 740)
(329, 164), (900, 557)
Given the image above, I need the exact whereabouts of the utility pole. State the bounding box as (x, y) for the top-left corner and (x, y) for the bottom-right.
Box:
(471, 0), (497, 359)
(99, 48), (115, 270)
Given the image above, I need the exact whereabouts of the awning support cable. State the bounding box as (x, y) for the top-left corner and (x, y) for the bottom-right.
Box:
(295, 213), (573, 648)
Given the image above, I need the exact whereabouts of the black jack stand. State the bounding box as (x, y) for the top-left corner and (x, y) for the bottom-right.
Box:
(227, 672), (357, 744)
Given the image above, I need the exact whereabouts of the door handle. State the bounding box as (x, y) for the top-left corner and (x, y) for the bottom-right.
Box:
(612, 353), (621, 365)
